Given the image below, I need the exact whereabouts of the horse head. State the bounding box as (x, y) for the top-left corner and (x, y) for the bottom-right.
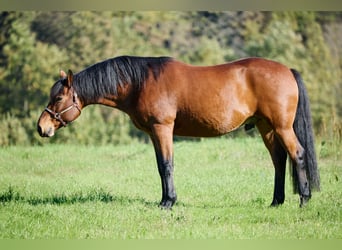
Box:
(37, 70), (82, 137)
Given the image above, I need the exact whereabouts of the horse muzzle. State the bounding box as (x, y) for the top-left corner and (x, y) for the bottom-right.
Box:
(37, 124), (55, 137)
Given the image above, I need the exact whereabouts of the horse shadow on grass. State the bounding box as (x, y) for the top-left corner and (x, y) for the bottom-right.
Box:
(1, 186), (268, 209)
(0, 186), (158, 208)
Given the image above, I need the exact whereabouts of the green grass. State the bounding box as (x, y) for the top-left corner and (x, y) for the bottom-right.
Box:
(0, 137), (341, 239)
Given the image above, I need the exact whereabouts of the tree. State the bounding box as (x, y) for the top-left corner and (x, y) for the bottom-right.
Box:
(0, 12), (67, 116)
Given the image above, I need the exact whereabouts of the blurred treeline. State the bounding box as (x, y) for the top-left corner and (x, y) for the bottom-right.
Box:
(0, 11), (341, 146)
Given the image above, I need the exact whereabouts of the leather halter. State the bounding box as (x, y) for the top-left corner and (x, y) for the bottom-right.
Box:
(45, 90), (81, 127)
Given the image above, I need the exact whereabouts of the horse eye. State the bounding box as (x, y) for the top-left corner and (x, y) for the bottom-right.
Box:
(55, 96), (63, 103)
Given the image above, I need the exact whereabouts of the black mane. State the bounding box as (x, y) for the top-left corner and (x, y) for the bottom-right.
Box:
(51, 56), (173, 104)
(75, 56), (172, 104)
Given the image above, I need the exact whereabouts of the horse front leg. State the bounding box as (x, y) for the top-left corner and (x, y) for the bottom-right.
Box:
(150, 123), (177, 209)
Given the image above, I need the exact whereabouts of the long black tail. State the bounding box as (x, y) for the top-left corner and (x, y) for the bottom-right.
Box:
(291, 69), (320, 193)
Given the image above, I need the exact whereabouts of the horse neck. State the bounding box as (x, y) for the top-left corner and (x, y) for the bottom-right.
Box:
(93, 83), (136, 112)
(73, 71), (134, 110)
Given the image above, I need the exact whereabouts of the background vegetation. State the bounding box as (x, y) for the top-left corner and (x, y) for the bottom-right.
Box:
(0, 11), (341, 146)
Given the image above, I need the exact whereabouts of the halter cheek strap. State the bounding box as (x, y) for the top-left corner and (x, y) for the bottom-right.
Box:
(45, 92), (81, 127)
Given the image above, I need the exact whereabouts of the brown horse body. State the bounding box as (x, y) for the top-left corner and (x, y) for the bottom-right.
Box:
(126, 58), (297, 137)
(37, 56), (320, 209)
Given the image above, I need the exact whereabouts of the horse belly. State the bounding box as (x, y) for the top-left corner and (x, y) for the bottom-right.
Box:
(173, 108), (248, 137)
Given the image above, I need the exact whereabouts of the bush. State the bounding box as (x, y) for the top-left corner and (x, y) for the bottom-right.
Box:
(0, 113), (29, 146)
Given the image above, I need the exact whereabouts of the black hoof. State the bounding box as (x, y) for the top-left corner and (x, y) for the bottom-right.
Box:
(270, 202), (281, 207)
(159, 197), (176, 209)
(270, 197), (284, 207)
(300, 195), (311, 208)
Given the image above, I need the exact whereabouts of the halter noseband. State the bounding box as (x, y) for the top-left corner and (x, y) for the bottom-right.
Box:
(45, 91), (81, 127)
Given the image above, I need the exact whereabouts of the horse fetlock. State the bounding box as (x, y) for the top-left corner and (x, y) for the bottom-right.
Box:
(299, 181), (311, 207)
(159, 196), (177, 209)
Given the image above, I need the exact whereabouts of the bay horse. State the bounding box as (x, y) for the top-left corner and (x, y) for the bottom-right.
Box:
(37, 56), (320, 209)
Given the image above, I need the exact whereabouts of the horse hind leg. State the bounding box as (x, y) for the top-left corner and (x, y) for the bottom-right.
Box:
(269, 136), (287, 206)
(256, 120), (287, 206)
(275, 128), (311, 207)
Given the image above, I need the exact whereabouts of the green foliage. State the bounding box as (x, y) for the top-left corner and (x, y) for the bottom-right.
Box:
(0, 11), (341, 145)
(0, 113), (29, 146)
(244, 19), (306, 62)
(0, 12), (67, 116)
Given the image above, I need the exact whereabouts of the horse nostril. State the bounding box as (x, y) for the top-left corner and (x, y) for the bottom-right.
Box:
(37, 125), (54, 137)
(37, 124), (43, 136)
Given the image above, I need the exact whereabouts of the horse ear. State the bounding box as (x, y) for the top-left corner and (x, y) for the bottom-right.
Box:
(60, 70), (67, 79)
(66, 69), (73, 88)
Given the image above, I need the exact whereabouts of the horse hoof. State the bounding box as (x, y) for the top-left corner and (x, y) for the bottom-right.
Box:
(159, 199), (176, 210)
(300, 195), (311, 208)
(270, 202), (281, 207)
(270, 197), (284, 207)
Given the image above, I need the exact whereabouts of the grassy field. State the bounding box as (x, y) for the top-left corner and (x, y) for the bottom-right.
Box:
(0, 137), (341, 239)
